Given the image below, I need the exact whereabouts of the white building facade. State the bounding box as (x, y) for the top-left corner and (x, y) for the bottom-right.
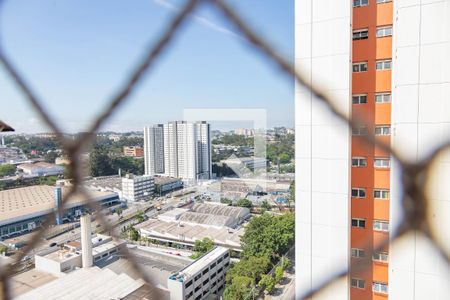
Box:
(390, 1), (450, 299)
(145, 121), (211, 181)
(167, 246), (230, 300)
(144, 124), (165, 175)
(121, 174), (154, 202)
(295, 0), (351, 299)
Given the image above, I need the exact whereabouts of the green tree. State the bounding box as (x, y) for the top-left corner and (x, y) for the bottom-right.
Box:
(236, 198), (252, 208)
(134, 211), (145, 223)
(115, 208), (123, 219)
(261, 200), (271, 211)
(220, 198), (233, 205)
(0, 245), (8, 255)
(280, 256), (291, 271)
(89, 146), (114, 177)
(44, 151), (58, 163)
(241, 212), (295, 261)
(0, 164), (16, 177)
(194, 237), (214, 254)
(223, 276), (255, 300)
(226, 255), (271, 285)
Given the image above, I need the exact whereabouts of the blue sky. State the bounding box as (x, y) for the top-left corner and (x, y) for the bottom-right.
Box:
(0, 0), (294, 133)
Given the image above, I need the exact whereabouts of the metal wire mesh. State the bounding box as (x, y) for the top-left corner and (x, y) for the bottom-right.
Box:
(0, 0), (449, 299)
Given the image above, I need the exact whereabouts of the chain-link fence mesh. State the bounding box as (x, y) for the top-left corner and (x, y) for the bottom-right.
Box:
(0, 0), (449, 299)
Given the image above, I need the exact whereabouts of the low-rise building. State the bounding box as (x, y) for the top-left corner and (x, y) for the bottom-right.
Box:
(17, 162), (64, 176)
(168, 246), (230, 300)
(123, 146), (144, 157)
(0, 185), (119, 240)
(154, 177), (183, 195)
(121, 174), (154, 202)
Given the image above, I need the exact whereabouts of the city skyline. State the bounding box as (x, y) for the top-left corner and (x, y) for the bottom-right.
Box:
(0, 0), (294, 134)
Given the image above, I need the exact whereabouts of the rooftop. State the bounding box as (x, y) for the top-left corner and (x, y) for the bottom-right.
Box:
(17, 162), (63, 170)
(171, 247), (229, 280)
(154, 176), (182, 185)
(15, 267), (144, 300)
(178, 211), (234, 228)
(0, 185), (118, 226)
(10, 269), (56, 298)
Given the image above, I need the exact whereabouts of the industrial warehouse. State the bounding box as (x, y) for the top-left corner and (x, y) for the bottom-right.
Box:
(136, 203), (250, 251)
(0, 185), (119, 240)
(8, 214), (231, 300)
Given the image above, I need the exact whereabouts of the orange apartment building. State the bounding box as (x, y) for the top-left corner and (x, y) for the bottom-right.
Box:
(123, 146), (144, 157)
(351, 0), (392, 299)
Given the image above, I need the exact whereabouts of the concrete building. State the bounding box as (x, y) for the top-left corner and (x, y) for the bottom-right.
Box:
(17, 162), (64, 176)
(123, 146), (144, 157)
(121, 174), (154, 202)
(221, 156), (268, 171)
(164, 121), (212, 180)
(154, 176), (183, 195)
(297, 0), (450, 299)
(144, 121), (211, 181)
(167, 246), (230, 300)
(144, 124), (165, 175)
(0, 185), (119, 239)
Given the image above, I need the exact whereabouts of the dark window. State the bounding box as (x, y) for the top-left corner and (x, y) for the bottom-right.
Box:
(224, 253), (229, 259)
(217, 267), (223, 273)
(210, 262), (216, 268)
(202, 268), (209, 275)
(194, 285), (202, 292)
(185, 280), (193, 288)
(203, 278), (209, 285)
(211, 272), (217, 279)
(217, 258), (223, 264)
(194, 274), (201, 281)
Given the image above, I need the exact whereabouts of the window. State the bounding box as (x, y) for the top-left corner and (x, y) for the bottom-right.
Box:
(351, 188), (366, 198)
(211, 273), (217, 279)
(210, 262), (216, 268)
(351, 278), (365, 289)
(353, 0), (369, 7)
(352, 218), (366, 228)
(374, 189), (390, 199)
(374, 158), (390, 168)
(375, 125), (391, 136)
(352, 94), (368, 104)
(377, 0), (391, 3)
(203, 278), (209, 285)
(202, 268), (209, 275)
(353, 29), (369, 40)
(352, 125), (368, 136)
(194, 274), (201, 281)
(224, 262), (230, 268)
(373, 220), (389, 232)
(373, 282), (388, 294)
(217, 258), (223, 264)
(353, 62), (368, 72)
(351, 248), (366, 258)
(376, 60), (391, 70)
(185, 280), (193, 288)
(194, 285), (202, 293)
(373, 252), (389, 262)
(375, 92), (391, 103)
(376, 26), (393, 38)
(352, 157), (367, 167)
(186, 291), (193, 299)
(217, 267), (223, 273)
(224, 253), (229, 259)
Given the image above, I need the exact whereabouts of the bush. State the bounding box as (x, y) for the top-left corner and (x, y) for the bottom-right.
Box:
(274, 266), (284, 283)
(259, 274), (276, 293)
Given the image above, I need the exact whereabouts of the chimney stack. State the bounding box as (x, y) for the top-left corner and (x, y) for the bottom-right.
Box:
(80, 214), (93, 268)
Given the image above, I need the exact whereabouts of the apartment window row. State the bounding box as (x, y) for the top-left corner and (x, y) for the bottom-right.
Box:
(351, 248), (365, 258)
(352, 218), (366, 228)
(373, 220), (389, 232)
(351, 279), (389, 294)
(353, 26), (392, 40)
(352, 157), (367, 167)
(352, 157), (391, 168)
(373, 251), (389, 263)
(373, 282), (389, 294)
(353, 29), (368, 40)
(376, 26), (393, 38)
(351, 188), (366, 198)
(353, 93), (391, 104)
(353, 60), (391, 72)
(352, 188), (390, 199)
(374, 189), (390, 199)
(354, 0), (392, 7)
(351, 278), (365, 289)
(352, 125), (391, 136)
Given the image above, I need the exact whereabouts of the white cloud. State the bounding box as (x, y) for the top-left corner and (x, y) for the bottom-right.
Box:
(153, 0), (244, 40)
